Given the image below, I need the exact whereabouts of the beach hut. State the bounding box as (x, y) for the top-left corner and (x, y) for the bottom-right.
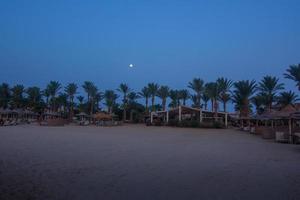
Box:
(254, 104), (300, 143)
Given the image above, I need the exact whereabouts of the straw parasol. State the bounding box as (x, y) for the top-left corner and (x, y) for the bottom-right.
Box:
(93, 112), (112, 121)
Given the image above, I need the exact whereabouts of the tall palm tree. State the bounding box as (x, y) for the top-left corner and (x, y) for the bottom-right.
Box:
(82, 81), (94, 102)
(191, 94), (199, 108)
(139, 86), (150, 114)
(46, 81), (61, 111)
(57, 93), (68, 113)
(89, 85), (98, 115)
(277, 91), (299, 107)
(252, 94), (267, 114)
(117, 83), (131, 121)
(148, 83), (159, 111)
(232, 80), (257, 118)
(43, 88), (50, 107)
(217, 77), (233, 112)
(82, 81), (97, 115)
(0, 83), (10, 109)
(128, 92), (140, 121)
(284, 64), (300, 90)
(10, 84), (25, 109)
(77, 96), (84, 112)
(179, 89), (190, 106)
(95, 92), (103, 112)
(205, 82), (221, 118)
(188, 78), (204, 108)
(104, 90), (118, 114)
(169, 90), (179, 108)
(26, 87), (42, 111)
(258, 76), (284, 111)
(157, 86), (169, 111)
(201, 92), (210, 110)
(65, 83), (78, 118)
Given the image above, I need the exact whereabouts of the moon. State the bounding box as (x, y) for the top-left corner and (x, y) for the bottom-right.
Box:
(129, 64), (134, 68)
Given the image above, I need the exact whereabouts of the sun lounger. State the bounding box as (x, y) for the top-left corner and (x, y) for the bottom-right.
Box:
(3, 120), (10, 126)
(275, 131), (289, 143)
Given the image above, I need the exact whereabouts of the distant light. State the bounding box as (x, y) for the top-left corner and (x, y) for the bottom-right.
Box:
(129, 64), (134, 68)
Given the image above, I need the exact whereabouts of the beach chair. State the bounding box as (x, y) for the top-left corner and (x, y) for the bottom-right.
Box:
(3, 120), (10, 126)
(10, 120), (17, 126)
(275, 131), (289, 143)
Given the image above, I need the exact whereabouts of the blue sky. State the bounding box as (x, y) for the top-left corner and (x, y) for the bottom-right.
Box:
(0, 0), (299, 108)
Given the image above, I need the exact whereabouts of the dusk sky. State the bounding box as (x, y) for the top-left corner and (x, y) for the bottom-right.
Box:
(1, 0), (299, 101)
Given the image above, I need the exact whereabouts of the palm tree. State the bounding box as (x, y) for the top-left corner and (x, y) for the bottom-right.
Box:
(95, 92), (103, 112)
(179, 89), (190, 106)
(201, 92), (210, 110)
(26, 87), (42, 111)
(89, 85), (98, 115)
(191, 94), (199, 108)
(117, 83), (131, 121)
(157, 86), (169, 111)
(284, 64), (300, 90)
(258, 76), (284, 111)
(65, 83), (78, 118)
(104, 90), (118, 114)
(139, 86), (150, 114)
(169, 90), (179, 108)
(77, 96), (84, 112)
(46, 81), (61, 111)
(252, 94), (267, 114)
(82, 81), (94, 102)
(10, 84), (25, 109)
(43, 88), (50, 107)
(232, 80), (257, 118)
(82, 81), (97, 115)
(148, 83), (159, 111)
(57, 93), (68, 113)
(217, 77), (232, 112)
(188, 78), (204, 108)
(277, 91), (299, 107)
(0, 83), (10, 109)
(128, 92), (140, 121)
(205, 82), (221, 118)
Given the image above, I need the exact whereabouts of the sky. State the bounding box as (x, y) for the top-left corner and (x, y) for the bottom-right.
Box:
(0, 0), (299, 109)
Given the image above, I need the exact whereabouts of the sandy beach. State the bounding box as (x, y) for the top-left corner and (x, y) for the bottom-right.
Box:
(0, 125), (300, 200)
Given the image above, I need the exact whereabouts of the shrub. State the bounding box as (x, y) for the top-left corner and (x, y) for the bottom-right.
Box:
(168, 119), (179, 126)
(212, 121), (224, 129)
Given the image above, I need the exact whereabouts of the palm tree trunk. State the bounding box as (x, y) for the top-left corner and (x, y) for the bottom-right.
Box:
(214, 100), (218, 120)
(162, 99), (166, 111)
(223, 101), (226, 113)
(197, 94), (201, 108)
(70, 97), (74, 119)
(90, 100), (94, 116)
(151, 96), (155, 111)
(145, 98), (148, 114)
(130, 110), (133, 121)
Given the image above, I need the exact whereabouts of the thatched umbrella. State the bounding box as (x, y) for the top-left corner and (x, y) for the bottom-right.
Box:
(76, 112), (90, 121)
(93, 112), (112, 121)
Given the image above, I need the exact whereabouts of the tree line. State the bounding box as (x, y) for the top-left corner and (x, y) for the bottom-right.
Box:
(0, 64), (299, 120)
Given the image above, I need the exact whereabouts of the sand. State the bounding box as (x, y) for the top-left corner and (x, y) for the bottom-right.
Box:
(0, 125), (300, 200)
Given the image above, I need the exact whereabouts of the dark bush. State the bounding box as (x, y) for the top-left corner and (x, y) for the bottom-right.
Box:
(212, 121), (224, 129)
(168, 119), (179, 126)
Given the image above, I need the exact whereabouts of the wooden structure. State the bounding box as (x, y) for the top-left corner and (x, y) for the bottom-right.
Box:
(150, 105), (228, 127)
(254, 105), (300, 143)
